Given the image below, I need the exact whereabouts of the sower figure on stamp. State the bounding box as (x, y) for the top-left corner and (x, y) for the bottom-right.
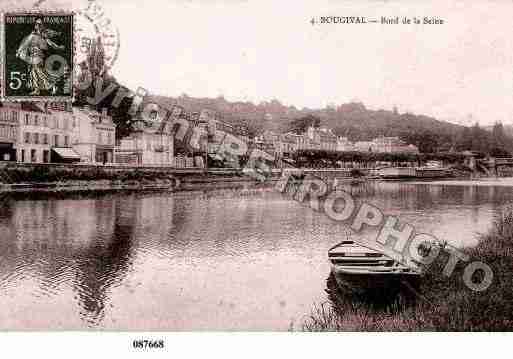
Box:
(15, 18), (65, 96)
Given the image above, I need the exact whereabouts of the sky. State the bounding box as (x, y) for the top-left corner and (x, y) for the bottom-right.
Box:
(7, 0), (513, 126)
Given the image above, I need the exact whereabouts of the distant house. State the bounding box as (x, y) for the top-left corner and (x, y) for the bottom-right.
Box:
(205, 117), (249, 143)
(317, 128), (338, 151)
(280, 133), (301, 155)
(354, 141), (374, 152)
(116, 115), (174, 166)
(353, 136), (419, 154)
(280, 126), (339, 152)
(336, 137), (355, 152)
(372, 136), (419, 153)
(254, 130), (279, 156)
(403, 144), (420, 154)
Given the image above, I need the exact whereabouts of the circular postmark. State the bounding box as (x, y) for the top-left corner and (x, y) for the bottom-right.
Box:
(75, 0), (120, 75)
(32, 0), (120, 75)
(31, 0), (121, 94)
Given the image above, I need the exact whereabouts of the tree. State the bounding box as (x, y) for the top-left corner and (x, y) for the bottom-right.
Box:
(456, 126), (473, 151)
(73, 36), (137, 140)
(492, 122), (506, 147)
(288, 114), (321, 134)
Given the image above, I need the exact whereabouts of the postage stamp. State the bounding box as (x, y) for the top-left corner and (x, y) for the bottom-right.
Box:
(1, 11), (74, 101)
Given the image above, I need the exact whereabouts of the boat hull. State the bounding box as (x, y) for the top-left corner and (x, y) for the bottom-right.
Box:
(331, 265), (420, 294)
(328, 240), (421, 294)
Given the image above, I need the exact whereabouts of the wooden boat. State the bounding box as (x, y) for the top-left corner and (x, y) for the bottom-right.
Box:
(328, 240), (421, 293)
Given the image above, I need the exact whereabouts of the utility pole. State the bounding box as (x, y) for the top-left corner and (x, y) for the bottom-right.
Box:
(205, 133), (209, 173)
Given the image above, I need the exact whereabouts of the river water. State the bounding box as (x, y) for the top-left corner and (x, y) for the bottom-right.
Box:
(0, 178), (512, 330)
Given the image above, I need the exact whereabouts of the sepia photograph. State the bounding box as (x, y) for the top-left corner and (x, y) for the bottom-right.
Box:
(0, 0), (512, 356)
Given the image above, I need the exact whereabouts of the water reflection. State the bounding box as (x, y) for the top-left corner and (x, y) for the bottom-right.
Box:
(73, 198), (135, 326)
(0, 196), (136, 327)
(0, 180), (512, 329)
(324, 271), (419, 312)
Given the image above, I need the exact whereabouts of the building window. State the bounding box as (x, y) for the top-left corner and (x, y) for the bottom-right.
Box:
(43, 150), (49, 163)
(11, 111), (18, 122)
(107, 132), (112, 145)
(24, 132), (30, 144)
(43, 133), (48, 144)
(31, 149), (37, 163)
(43, 117), (47, 127)
(98, 132), (103, 144)
(21, 149), (25, 162)
(34, 115), (39, 126)
(64, 136), (69, 147)
(25, 114), (29, 125)
(34, 133), (39, 144)
(54, 135), (59, 147)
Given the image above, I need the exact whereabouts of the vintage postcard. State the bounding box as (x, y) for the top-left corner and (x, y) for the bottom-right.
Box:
(0, 0), (512, 357)
(1, 11), (73, 101)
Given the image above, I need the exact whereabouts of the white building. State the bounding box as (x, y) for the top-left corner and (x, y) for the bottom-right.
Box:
(317, 128), (338, 151)
(0, 102), (81, 163)
(0, 103), (20, 161)
(336, 137), (355, 152)
(354, 141), (375, 153)
(73, 106), (116, 164)
(0, 102), (117, 164)
(353, 136), (419, 154)
(116, 118), (174, 166)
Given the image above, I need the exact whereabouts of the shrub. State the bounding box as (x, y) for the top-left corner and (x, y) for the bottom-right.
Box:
(302, 206), (513, 331)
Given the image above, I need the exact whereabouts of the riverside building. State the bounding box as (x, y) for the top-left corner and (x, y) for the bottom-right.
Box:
(116, 116), (174, 166)
(0, 102), (117, 164)
(73, 106), (116, 164)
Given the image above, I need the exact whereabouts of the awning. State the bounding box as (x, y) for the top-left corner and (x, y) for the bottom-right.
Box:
(52, 147), (81, 160)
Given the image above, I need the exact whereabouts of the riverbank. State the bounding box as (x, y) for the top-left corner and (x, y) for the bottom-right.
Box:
(0, 162), (271, 194)
(0, 174), (482, 195)
(302, 206), (513, 331)
(0, 176), (269, 195)
(0, 162), (491, 195)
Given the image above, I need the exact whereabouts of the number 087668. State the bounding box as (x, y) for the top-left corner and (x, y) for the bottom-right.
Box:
(132, 339), (165, 349)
